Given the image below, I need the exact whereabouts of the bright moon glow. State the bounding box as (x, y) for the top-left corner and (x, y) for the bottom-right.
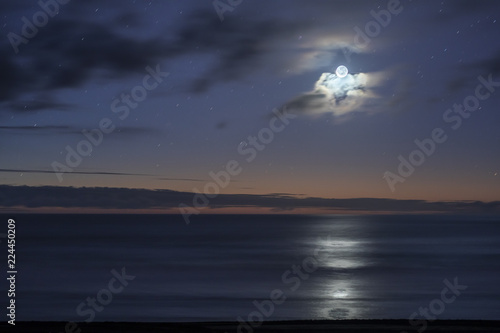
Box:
(286, 67), (380, 118)
(333, 289), (349, 298)
(335, 65), (348, 78)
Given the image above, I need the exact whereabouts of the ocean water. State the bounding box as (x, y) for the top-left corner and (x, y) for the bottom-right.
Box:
(3, 214), (500, 322)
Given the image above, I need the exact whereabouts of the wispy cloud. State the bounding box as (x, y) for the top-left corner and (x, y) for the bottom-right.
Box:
(157, 177), (207, 182)
(0, 168), (153, 177)
(7, 100), (74, 112)
(0, 125), (161, 136)
(0, 169), (211, 183)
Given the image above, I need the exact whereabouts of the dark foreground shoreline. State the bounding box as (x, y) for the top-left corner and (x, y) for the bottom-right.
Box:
(2, 320), (500, 333)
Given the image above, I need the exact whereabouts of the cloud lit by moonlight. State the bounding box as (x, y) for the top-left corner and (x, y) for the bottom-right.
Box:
(284, 66), (382, 119)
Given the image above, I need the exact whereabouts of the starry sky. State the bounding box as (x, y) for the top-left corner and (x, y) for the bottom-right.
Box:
(1, 0), (500, 214)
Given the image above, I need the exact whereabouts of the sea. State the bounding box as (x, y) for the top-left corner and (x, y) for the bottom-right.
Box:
(3, 214), (500, 322)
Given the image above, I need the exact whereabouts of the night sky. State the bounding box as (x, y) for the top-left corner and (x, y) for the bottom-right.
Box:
(1, 0), (500, 214)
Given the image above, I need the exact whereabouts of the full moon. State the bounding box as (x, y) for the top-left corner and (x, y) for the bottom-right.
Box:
(335, 65), (348, 78)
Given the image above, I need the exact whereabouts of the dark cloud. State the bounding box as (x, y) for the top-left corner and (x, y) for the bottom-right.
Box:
(0, 18), (165, 110)
(286, 92), (329, 114)
(266, 193), (307, 198)
(1, 185), (499, 214)
(443, 52), (500, 95)
(31, 21), (164, 85)
(0, 48), (24, 103)
(174, 11), (308, 94)
(0, 2), (309, 111)
(461, 51), (500, 76)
